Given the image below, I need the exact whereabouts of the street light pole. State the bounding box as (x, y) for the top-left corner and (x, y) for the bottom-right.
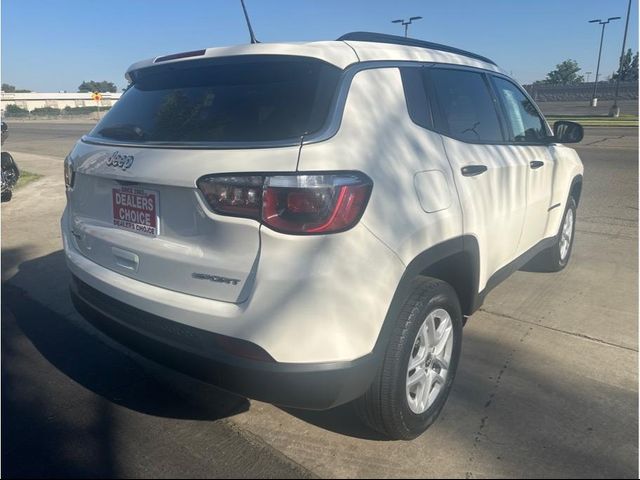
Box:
(391, 16), (423, 37)
(585, 71), (593, 83)
(589, 17), (621, 107)
(592, 21), (606, 105)
(610, 0), (632, 117)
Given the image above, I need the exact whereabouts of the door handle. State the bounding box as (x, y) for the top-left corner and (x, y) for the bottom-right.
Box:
(530, 160), (544, 169)
(461, 165), (488, 177)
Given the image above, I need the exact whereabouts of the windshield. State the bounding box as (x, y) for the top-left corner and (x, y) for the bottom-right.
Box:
(89, 56), (341, 144)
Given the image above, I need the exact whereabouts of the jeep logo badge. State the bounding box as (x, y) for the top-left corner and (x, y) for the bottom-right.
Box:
(106, 151), (134, 170)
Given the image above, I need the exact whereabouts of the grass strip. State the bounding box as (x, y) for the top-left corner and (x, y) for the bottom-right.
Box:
(15, 170), (42, 189)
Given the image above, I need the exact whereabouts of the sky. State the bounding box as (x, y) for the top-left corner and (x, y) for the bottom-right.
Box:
(1, 0), (638, 92)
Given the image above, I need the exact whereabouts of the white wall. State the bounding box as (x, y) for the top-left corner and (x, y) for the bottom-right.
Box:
(0, 92), (122, 112)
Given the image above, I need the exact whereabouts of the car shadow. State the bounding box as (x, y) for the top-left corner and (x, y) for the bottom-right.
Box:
(2, 250), (250, 421)
(280, 403), (388, 441)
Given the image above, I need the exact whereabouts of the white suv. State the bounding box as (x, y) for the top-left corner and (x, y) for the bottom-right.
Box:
(62, 32), (584, 440)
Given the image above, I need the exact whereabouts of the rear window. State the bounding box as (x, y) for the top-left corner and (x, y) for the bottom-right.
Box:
(89, 56), (341, 144)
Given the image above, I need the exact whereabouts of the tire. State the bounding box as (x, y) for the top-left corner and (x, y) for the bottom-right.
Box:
(525, 196), (577, 273)
(1, 152), (19, 189)
(1, 189), (12, 202)
(355, 276), (463, 440)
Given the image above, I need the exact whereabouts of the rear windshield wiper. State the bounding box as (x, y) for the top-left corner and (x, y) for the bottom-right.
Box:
(97, 124), (146, 141)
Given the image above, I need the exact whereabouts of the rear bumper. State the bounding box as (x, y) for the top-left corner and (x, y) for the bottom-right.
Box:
(70, 275), (379, 410)
(61, 205), (404, 364)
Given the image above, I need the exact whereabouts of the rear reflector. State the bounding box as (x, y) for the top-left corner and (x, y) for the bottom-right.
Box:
(197, 173), (373, 235)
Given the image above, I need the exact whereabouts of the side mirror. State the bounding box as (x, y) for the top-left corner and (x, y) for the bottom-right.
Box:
(552, 121), (583, 144)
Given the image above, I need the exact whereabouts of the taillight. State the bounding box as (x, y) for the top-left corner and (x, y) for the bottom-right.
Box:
(64, 156), (75, 188)
(197, 173), (372, 235)
(197, 175), (263, 219)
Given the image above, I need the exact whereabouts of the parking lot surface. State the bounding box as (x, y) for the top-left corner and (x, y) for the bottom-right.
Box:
(2, 121), (638, 478)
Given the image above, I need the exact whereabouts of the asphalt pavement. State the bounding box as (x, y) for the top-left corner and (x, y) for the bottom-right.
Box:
(1, 120), (638, 478)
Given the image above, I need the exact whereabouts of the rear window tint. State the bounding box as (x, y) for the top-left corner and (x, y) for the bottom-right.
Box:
(89, 56), (341, 144)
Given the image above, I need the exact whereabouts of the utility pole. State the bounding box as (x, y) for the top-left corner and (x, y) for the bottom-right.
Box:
(391, 16), (423, 37)
(610, 0), (632, 117)
(589, 16), (621, 107)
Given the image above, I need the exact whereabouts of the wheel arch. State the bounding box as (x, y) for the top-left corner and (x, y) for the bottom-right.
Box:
(570, 175), (583, 206)
(371, 236), (480, 359)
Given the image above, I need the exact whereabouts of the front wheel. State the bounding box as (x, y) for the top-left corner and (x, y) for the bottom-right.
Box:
(525, 196), (577, 272)
(355, 277), (463, 440)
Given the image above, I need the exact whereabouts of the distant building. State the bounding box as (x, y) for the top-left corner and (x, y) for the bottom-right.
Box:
(0, 91), (122, 112)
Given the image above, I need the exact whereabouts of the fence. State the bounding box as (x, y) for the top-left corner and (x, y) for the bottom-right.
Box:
(1, 91), (121, 117)
(524, 82), (638, 102)
(3, 105), (111, 119)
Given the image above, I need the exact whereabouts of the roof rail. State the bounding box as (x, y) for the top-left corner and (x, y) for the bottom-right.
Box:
(337, 32), (497, 66)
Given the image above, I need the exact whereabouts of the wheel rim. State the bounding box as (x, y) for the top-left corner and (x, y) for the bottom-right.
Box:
(559, 208), (574, 261)
(406, 308), (454, 414)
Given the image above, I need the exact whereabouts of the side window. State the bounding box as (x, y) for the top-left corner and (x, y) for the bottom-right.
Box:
(429, 68), (504, 143)
(400, 67), (432, 130)
(492, 77), (549, 143)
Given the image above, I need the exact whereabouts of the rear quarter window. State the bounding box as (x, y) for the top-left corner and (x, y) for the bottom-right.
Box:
(88, 56), (341, 145)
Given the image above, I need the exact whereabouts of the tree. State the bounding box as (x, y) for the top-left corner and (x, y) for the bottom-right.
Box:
(78, 80), (117, 93)
(612, 49), (639, 82)
(4, 104), (29, 116)
(2, 83), (31, 93)
(541, 59), (584, 85)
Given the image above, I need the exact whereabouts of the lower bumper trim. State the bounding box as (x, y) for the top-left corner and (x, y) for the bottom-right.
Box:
(70, 275), (378, 410)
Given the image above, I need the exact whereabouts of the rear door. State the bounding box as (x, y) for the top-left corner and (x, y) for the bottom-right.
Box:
(489, 75), (556, 254)
(66, 56), (341, 303)
(426, 66), (528, 290)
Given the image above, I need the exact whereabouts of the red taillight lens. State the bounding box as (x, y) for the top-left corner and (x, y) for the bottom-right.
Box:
(197, 173), (372, 235)
(263, 175), (372, 233)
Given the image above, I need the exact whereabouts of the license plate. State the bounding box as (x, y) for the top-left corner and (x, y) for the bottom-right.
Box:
(112, 186), (159, 236)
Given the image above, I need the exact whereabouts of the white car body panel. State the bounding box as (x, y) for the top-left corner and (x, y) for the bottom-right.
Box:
(547, 145), (584, 236)
(298, 68), (464, 267)
(507, 144), (556, 255)
(439, 136), (528, 290)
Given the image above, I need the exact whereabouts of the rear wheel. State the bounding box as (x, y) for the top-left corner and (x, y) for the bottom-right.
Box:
(355, 276), (463, 440)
